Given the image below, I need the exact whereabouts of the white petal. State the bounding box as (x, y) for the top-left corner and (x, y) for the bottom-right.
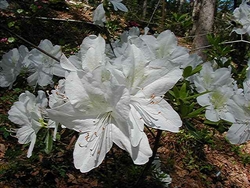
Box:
(93, 4), (106, 26)
(205, 108), (220, 122)
(227, 122), (250, 144)
(196, 93), (210, 107)
(8, 101), (30, 126)
(0, 0), (9, 9)
(132, 98), (182, 132)
(16, 126), (35, 144)
(47, 102), (94, 132)
(112, 124), (152, 165)
(27, 133), (37, 158)
(137, 67), (182, 98)
(65, 71), (91, 111)
(129, 104), (144, 146)
(73, 125), (113, 173)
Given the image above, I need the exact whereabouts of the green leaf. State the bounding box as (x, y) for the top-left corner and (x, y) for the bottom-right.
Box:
(8, 37), (15, 43)
(204, 119), (220, 125)
(168, 90), (176, 98)
(44, 130), (53, 154)
(184, 106), (206, 118)
(0, 127), (10, 139)
(191, 64), (202, 76)
(180, 103), (188, 117)
(178, 13), (188, 21)
(8, 21), (15, 28)
(17, 9), (24, 14)
(184, 90), (210, 100)
(183, 66), (193, 78)
(173, 86), (180, 98)
(56, 132), (61, 141)
(184, 120), (196, 132)
(179, 82), (187, 99)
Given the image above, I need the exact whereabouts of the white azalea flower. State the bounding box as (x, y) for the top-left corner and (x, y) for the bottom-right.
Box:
(47, 67), (152, 172)
(226, 86), (250, 144)
(197, 86), (237, 122)
(49, 79), (68, 108)
(110, 0), (128, 12)
(60, 35), (107, 72)
(227, 121), (250, 144)
(28, 39), (66, 86)
(107, 27), (140, 58)
(127, 30), (198, 68)
(0, 45), (29, 88)
(8, 90), (55, 157)
(0, 0), (9, 9)
(113, 43), (183, 146)
(93, 4), (106, 26)
(232, 0), (250, 35)
(193, 62), (234, 93)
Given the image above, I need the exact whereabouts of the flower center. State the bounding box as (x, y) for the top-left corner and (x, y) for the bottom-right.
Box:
(210, 91), (227, 110)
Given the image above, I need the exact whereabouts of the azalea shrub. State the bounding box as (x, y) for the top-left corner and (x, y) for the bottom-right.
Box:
(1, 0), (250, 186)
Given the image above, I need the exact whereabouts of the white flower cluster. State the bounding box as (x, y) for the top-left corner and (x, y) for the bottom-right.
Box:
(5, 28), (201, 172)
(191, 60), (250, 144)
(233, 0), (250, 35)
(0, 39), (67, 88)
(47, 29), (198, 173)
(8, 90), (57, 158)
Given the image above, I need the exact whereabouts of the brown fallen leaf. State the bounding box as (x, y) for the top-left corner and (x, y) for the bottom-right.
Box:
(67, 173), (78, 184)
(0, 143), (6, 158)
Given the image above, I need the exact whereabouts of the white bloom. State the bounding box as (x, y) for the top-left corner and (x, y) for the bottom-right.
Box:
(246, 59), (250, 79)
(243, 60), (250, 94)
(8, 90), (54, 157)
(226, 87), (250, 144)
(110, 0), (128, 12)
(128, 30), (198, 68)
(60, 35), (107, 72)
(113, 43), (183, 146)
(0, 0), (9, 9)
(93, 4), (106, 26)
(47, 67), (152, 172)
(197, 86), (237, 122)
(0, 45), (29, 88)
(28, 39), (66, 86)
(233, 0), (250, 35)
(49, 79), (68, 108)
(193, 62), (234, 93)
(108, 27), (140, 57)
(227, 122), (250, 144)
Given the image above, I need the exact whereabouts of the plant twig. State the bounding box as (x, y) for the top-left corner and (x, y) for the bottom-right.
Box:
(134, 129), (162, 187)
(191, 39), (250, 52)
(147, 0), (161, 28)
(145, 125), (156, 139)
(0, 24), (60, 62)
(66, 134), (77, 150)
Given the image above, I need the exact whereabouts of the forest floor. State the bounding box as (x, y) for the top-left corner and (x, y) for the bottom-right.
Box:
(0, 1), (250, 188)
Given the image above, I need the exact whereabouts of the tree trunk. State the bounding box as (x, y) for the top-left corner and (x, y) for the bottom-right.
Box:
(190, 0), (202, 36)
(192, 0), (216, 61)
